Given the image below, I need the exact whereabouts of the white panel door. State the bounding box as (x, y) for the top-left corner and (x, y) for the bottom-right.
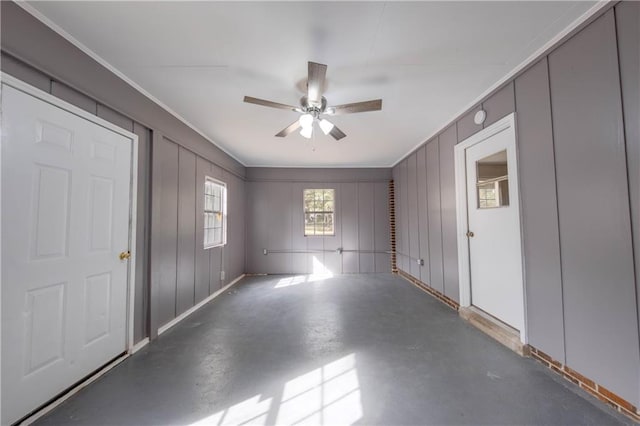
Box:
(1, 84), (133, 424)
(465, 126), (524, 332)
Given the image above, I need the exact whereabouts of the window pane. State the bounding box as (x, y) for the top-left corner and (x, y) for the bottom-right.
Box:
(324, 213), (334, 234)
(303, 189), (335, 235)
(304, 213), (315, 235)
(476, 150), (509, 209)
(323, 189), (334, 201)
(324, 199), (334, 213)
(204, 178), (227, 248)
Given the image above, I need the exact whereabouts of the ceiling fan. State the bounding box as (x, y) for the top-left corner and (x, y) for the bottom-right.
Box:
(244, 61), (382, 141)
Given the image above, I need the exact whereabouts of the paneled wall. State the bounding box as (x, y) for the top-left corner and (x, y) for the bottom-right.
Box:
(393, 4), (640, 407)
(394, 130), (455, 301)
(1, 2), (246, 341)
(245, 168), (391, 274)
(151, 137), (246, 331)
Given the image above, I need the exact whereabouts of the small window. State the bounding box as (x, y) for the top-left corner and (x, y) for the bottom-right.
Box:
(476, 150), (509, 209)
(304, 189), (335, 236)
(204, 177), (227, 248)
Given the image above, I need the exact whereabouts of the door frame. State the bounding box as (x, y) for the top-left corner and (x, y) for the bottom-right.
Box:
(1, 72), (139, 362)
(453, 113), (527, 342)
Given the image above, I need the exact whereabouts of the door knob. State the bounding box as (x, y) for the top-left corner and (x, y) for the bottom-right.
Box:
(466, 231), (475, 238)
(119, 251), (131, 261)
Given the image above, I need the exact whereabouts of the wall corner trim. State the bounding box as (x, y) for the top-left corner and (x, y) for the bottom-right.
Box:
(12, 1), (247, 168)
(390, 0), (612, 168)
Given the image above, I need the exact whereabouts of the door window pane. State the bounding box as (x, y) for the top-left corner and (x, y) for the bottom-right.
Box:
(476, 150), (509, 209)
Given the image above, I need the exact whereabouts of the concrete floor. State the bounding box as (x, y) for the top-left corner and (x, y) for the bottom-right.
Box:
(37, 274), (631, 425)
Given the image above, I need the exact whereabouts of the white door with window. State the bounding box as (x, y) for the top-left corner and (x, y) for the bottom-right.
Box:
(457, 114), (525, 335)
(1, 83), (134, 424)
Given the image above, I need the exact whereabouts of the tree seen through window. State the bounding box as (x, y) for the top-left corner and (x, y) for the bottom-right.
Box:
(304, 189), (335, 236)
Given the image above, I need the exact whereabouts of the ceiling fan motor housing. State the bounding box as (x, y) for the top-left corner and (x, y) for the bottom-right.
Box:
(301, 95), (327, 114)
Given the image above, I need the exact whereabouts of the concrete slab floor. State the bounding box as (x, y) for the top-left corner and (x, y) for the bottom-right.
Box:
(37, 274), (632, 425)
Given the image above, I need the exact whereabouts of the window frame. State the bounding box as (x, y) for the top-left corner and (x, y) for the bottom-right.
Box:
(303, 188), (336, 237)
(203, 176), (227, 249)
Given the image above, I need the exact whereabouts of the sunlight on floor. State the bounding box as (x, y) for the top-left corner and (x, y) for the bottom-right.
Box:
(310, 256), (334, 282)
(274, 275), (307, 288)
(274, 256), (334, 288)
(189, 353), (362, 425)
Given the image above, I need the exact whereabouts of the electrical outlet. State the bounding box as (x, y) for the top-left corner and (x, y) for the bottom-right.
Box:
(220, 271), (225, 281)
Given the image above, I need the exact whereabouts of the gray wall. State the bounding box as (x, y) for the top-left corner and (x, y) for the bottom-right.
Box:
(150, 137), (246, 331)
(394, 129), (456, 301)
(245, 168), (391, 274)
(1, 2), (246, 340)
(393, 4), (640, 406)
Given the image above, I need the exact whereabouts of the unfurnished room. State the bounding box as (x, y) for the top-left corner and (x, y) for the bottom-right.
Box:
(0, 1), (639, 425)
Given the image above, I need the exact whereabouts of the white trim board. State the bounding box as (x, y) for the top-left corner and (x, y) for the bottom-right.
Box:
(392, 0), (611, 168)
(130, 338), (150, 355)
(453, 113), (527, 343)
(13, 1), (247, 168)
(157, 274), (246, 336)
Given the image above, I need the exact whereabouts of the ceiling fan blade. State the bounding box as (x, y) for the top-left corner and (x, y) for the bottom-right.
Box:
(326, 99), (382, 115)
(329, 125), (346, 141)
(307, 62), (327, 105)
(275, 120), (302, 137)
(244, 96), (299, 111)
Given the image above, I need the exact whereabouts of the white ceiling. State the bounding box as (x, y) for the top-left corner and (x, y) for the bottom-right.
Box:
(27, 1), (596, 167)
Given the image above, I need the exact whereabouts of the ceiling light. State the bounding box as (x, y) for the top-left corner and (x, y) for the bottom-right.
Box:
(299, 113), (314, 129)
(300, 126), (313, 139)
(319, 119), (334, 135)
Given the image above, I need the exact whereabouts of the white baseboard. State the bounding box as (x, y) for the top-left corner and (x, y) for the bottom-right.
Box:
(157, 274), (245, 336)
(129, 337), (150, 354)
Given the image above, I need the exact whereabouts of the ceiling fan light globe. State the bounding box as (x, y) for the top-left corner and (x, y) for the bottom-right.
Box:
(299, 113), (314, 129)
(300, 126), (313, 139)
(319, 119), (335, 135)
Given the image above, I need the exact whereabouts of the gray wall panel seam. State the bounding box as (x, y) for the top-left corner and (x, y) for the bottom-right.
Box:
(356, 183), (360, 272)
(174, 144), (180, 320)
(437, 140), (446, 296)
(546, 55), (568, 365)
(613, 5), (640, 366)
(425, 147), (431, 286)
(193, 154), (198, 304)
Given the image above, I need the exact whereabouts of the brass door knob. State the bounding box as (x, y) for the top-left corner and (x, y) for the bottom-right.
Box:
(119, 251), (131, 261)
(466, 231), (475, 238)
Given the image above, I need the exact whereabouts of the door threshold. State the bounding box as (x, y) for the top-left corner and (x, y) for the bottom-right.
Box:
(459, 306), (529, 356)
(17, 353), (129, 426)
